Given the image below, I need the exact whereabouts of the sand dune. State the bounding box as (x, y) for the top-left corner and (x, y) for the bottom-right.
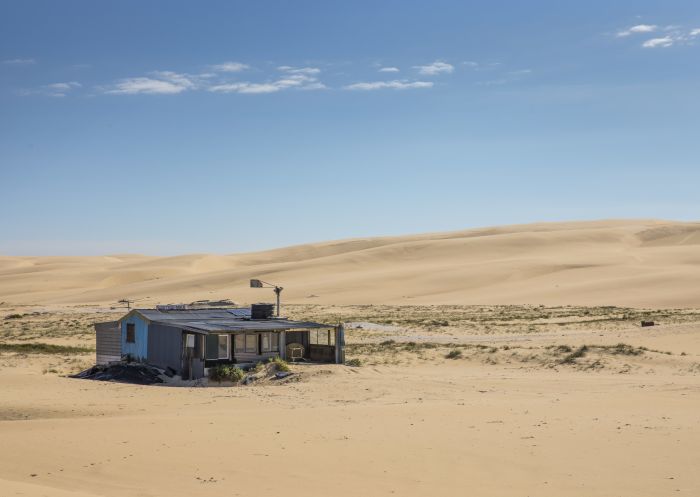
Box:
(1, 219), (699, 307)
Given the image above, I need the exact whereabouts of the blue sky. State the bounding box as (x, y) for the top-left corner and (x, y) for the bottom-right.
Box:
(1, 1), (699, 255)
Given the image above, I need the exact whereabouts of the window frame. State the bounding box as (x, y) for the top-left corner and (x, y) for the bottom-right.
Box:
(245, 334), (257, 354)
(234, 334), (245, 354)
(217, 334), (230, 360)
(126, 323), (136, 343)
(310, 329), (334, 346)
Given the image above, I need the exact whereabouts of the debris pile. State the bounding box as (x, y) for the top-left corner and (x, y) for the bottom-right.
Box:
(71, 362), (164, 385)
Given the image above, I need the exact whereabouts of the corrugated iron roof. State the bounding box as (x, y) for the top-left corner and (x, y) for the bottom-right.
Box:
(125, 308), (331, 334)
(166, 319), (330, 333)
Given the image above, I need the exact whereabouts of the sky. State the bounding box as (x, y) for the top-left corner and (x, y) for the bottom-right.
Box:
(1, 1), (699, 255)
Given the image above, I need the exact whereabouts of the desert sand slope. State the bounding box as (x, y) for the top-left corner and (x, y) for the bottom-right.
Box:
(1, 219), (699, 307)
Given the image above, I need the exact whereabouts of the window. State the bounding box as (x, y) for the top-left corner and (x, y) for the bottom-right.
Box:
(126, 323), (135, 343)
(258, 333), (280, 353)
(218, 335), (229, 359)
(309, 330), (335, 346)
(206, 334), (229, 360)
(234, 334), (245, 354)
(245, 334), (257, 353)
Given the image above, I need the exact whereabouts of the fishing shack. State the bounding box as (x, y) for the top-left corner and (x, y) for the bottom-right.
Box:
(94, 304), (344, 380)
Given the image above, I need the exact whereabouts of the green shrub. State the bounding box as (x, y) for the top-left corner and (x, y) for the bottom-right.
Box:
(4, 314), (24, 320)
(346, 358), (362, 367)
(269, 356), (291, 372)
(445, 349), (463, 359)
(209, 364), (245, 383)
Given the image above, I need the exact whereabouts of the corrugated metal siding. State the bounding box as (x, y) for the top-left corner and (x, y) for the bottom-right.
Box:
(95, 321), (121, 365)
(147, 324), (184, 373)
(121, 314), (148, 360)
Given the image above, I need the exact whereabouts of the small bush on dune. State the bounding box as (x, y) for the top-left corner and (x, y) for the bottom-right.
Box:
(560, 345), (588, 364)
(209, 364), (245, 383)
(269, 356), (290, 372)
(445, 349), (463, 359)
(346, 358), (362, 367)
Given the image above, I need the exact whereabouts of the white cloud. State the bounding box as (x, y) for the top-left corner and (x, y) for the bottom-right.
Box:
(106, 78), (186, 94)
(209, 82), (281, 94)
(378, 66), (400, 73)
(616, 24), (700, 48)
(414, 60), (454, 75)
(343, 80), (433, 91)
(212, 61), (249, 72)
(209, 71), (325, 94)
(617, 24), (657, 37)
(299, 82), (327, 90)
(277, 66), (321, 75)
(19, 81), (81, 97)
(642, 36), (674, 48)
(47, 82), (81, 91)
(105, 72), (198, 95)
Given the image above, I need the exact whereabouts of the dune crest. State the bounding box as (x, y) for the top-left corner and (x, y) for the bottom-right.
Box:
(1, 219), (699, 307)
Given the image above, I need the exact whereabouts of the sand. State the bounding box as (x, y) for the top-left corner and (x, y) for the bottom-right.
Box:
(1, 219), (700, 496)
(1, 219), (700, 308)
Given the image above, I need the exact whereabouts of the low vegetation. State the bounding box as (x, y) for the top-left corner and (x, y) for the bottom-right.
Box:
(286, 304), (700, 336)
(269, 356), (291, 372)
(445, 349), (463, 359)
(0, 342), (94, 355)
(209, 364), (245, 383)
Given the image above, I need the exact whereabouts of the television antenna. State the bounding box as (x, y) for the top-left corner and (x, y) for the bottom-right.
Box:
(117, 298), (143, 310)
(250, 279), (283, 317)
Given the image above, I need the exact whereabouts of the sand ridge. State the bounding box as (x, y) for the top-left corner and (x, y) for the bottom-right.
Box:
(1, 219), (699, 307)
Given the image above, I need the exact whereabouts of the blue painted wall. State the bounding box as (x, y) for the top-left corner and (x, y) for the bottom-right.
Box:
(121, 313), (148, 360)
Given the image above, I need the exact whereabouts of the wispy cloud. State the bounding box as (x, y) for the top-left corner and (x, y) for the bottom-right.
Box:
(378, 66), (400, 73)
(3, 58), (36, 65)
(616, 23), (700, 48)
(617, 24), (657, 37)
(642, 36), (674, 48)
(104, 71), (199, 95)
(208, 82), (280, 94)
(211, 61), (249, 72)
(414, 60), (454, 75)
(19, 81), (81, 97)
(209, 67), (325, 94)
(343, 80), (433, 91)
(277, 66), (321, 75)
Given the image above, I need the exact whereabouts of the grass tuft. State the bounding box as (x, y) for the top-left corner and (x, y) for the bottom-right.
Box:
(445, 349), (463, 359)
